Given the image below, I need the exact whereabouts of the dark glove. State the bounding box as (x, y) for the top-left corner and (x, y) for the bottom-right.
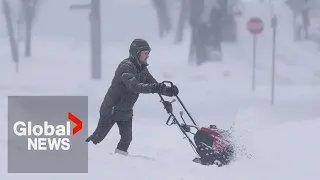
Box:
(170, 85), (179, 96)
(162, 85), (179, 97)
(152, 83), (167, 94)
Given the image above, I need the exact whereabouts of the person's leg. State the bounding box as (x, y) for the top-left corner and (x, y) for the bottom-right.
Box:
(115, 118), (133, 153)
(86, 113), (115, 144)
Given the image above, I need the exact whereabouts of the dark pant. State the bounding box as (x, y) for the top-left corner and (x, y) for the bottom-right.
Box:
(88, 113), (133, 152)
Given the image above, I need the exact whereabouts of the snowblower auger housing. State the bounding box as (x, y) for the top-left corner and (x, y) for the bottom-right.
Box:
(158, 81), (235, 167)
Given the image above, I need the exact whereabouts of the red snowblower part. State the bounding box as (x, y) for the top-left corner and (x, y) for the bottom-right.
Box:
(158, 81), (235, 167)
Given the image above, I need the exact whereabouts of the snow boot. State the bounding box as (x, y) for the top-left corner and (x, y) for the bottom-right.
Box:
(114, 148), (128, 156)
(85, 134), (100, 144)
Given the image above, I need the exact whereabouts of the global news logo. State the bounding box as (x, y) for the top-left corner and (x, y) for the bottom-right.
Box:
(12, 112), (82, 151)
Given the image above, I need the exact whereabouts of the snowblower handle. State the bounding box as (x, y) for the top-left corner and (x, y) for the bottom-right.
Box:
(160, 80), (198, 127)
(161, 81), (174, 87)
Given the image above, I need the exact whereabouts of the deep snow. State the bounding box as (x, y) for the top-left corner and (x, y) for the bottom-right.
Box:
(1, 0), (320, 179)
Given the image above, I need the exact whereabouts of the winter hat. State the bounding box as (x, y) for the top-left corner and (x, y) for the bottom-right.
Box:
(129, 38), (151, 59)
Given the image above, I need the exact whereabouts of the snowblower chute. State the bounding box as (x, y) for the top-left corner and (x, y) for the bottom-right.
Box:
(158, 81), (235, 167)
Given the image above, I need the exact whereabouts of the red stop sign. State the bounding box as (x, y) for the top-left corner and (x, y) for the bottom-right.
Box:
(247, 17), (264, 35)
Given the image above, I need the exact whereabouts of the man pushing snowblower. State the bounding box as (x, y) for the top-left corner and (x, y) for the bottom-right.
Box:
(86, 38), (238, 167)
(86, 38), (179, 155)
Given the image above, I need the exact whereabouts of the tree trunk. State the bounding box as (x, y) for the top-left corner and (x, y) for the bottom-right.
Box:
(2, 0), (19, 71)
(90, 0), (102, 79)
(23, 0), (37, 57)
(175, 0), (187, 44)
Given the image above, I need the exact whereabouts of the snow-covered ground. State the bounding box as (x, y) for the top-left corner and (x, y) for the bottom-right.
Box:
(1, 0), (320, 179)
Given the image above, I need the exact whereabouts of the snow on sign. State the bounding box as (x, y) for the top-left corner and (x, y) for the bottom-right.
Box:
(247, 17), (264, 35)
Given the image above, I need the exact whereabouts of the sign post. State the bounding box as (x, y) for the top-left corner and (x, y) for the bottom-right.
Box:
(246, 17), (264, 91)
(271, 15), (277, 105)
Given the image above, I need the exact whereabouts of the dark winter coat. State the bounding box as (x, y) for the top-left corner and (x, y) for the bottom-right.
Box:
(99, 57), (164, 121)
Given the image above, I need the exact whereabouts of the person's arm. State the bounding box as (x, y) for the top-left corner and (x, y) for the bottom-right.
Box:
(119, 63), (156, 93)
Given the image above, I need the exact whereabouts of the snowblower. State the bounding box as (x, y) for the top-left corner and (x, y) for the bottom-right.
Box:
(158, 81), (236, 167)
